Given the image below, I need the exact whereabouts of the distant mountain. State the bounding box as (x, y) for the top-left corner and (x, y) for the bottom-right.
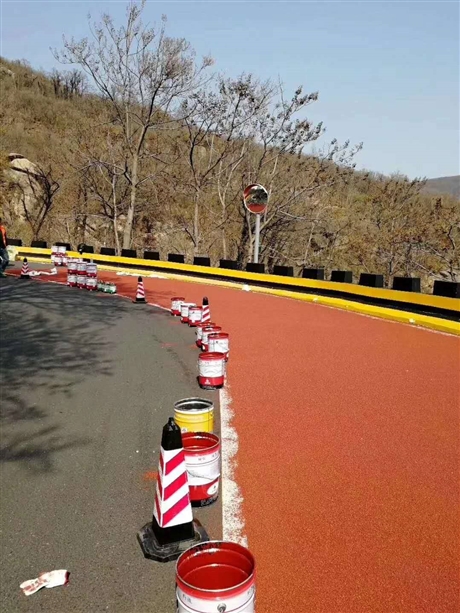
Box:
(423, 176), (460, 199)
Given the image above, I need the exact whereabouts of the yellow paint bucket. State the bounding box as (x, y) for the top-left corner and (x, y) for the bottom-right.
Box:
(174, 398), (214, 433)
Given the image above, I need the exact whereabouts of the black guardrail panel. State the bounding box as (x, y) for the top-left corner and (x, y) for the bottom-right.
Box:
(219, 259), (240, 270)
(302, 268), (325, 280)
(392, 277), (421, 292)
(193, 256), (211, 267)
(144, 251), (160, 260)
(273, 265), (294, 277)
(100, 247), (116, 256)
(7, 238), (22, 246)
(331, 270), (353, 283)
(31, 240), (47, 248)
(55, 242), (72, 250)
(433, 280), (460, 299)
(359, 273), (384, 288)
(82, 245), (94, 253)
(121, 249), (137, 258)
(246, 263), (265, 274)
(168, 253), (185, 263)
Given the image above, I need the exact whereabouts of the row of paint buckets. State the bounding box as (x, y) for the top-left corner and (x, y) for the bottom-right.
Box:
(66, 259), (117, 293)
(171, 297), (230, 391)
(171, 400), (256, 612)
(51, 245), (68, 266)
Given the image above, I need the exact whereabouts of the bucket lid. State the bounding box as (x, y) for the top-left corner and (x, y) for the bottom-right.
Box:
(208, 332), (229, 339)
(199, 352), (225, 360)
(174, 397), (213, 413)
(172, 296), (185, 301)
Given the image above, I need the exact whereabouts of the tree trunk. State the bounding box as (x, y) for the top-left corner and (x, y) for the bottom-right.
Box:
(123, 155), (138, 249)
(193, 191), (200, 254)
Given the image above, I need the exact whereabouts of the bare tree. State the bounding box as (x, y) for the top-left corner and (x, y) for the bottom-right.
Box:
(174, 74), (273, 254)
(53, 0), (213, 248)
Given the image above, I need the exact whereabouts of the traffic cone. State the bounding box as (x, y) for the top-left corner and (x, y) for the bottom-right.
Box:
(20, 258), (30, 279)
(138, 418), (209, 562)
(133, 276), (146, 303)
(201, 296), (210, 323)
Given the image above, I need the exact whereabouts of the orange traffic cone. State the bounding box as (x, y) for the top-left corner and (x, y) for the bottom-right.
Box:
(201, 296), (210, 323)
(133, 276), (146, 303)
(20, 258), (30, 279)
(137, 418), (208, 562)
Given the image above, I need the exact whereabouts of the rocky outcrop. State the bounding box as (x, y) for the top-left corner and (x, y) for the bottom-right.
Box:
(2, 153), (45, 223)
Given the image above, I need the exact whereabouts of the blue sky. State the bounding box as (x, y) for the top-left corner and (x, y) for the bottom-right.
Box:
(1, 0), (458, 179)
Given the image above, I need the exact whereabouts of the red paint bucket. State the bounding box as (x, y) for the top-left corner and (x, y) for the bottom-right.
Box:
(188, 306), (203, 327)
(198, 352), (225, 390)
(176, 541), (256, 613)
(201, 326), (222, 352)
(196, 322), (215, 348)
(171, 296), (185, 316)
(182, 432), (220, 507)
(208, 332), (229, 361)
(67, 273), (77, 287)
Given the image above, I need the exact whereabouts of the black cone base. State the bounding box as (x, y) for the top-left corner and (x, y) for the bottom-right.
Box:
(20, 275), (30, 279)
(137, 520), (209, 563)
(133, 297), (147, 303)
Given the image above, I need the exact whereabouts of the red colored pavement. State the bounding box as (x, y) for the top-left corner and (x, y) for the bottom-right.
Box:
(11, 268), (460, 612)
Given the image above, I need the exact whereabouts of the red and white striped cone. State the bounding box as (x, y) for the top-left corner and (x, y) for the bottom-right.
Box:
(133, 276), (147, 303)
(20, 258), (30, 279)
(137, 418), (209, 562)
(201, 296), (210, 323)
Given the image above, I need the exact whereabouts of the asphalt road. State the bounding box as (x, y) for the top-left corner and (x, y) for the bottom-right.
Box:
(0, 275), (221, 613)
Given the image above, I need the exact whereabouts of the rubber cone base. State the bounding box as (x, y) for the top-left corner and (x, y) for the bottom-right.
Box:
(137, 520), (209, 563)
(133, 297), (147, 303)
(20, 274), (30, 279)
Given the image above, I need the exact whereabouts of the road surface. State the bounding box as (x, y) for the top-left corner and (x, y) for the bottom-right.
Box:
(3, 263), (459, 613)
(0, 275), (220, 613)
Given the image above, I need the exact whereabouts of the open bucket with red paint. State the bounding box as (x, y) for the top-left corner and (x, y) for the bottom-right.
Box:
(176, 541), (256, 613)
(182, 432), (220, 507)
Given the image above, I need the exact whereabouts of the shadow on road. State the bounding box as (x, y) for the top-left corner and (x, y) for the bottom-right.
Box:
(0, 279), (129, 473)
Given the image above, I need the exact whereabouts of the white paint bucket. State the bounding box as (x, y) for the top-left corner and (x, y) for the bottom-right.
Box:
(176, 541), (256, 613)
(188, 306), (203, 327)
(208, 333), (229, 360)
(181, 303), (196, 324)
(67, 273), (77, 287)
(198, 352), (225, 390)
(182, 432), (220, 507)
(86, 262), (97, 277)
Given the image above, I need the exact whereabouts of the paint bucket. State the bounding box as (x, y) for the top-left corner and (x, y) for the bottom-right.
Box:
(171, 296), (185, 316)
(77, 274), (87, 288)
(86, 262), (97, 277)
(67, 259), (77, 274)
(86, 277), (97, 291)
(198, 352), (225, 390)
(176, 541), (256, 613)
(208, 333), (229, 361)
(188, 306), (203, 327)
(181, 303), (196, 324)
(174, 398), (214, 433)
(67, 273), (77, 287)
(201, 326), (222, 352)
(182, 432), (220, 507)
(196, 322), (215, 348)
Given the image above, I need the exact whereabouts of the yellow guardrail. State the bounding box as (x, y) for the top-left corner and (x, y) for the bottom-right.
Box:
(16, 246), (459, 315)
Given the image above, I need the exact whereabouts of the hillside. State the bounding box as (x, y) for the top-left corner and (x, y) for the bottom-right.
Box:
(424, 176), (460, 199)
(1, 36), (459, 288)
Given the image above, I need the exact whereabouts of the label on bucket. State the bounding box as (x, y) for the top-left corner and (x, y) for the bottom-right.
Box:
(67, 274), (77, 284)
(185, 451), (220, 485)
(189, 308), (202, 324)
(177, 584), (255, 613)
(199, 359), (224, 378)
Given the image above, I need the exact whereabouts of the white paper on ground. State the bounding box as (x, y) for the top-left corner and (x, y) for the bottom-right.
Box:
(20, 570), (69, 596)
